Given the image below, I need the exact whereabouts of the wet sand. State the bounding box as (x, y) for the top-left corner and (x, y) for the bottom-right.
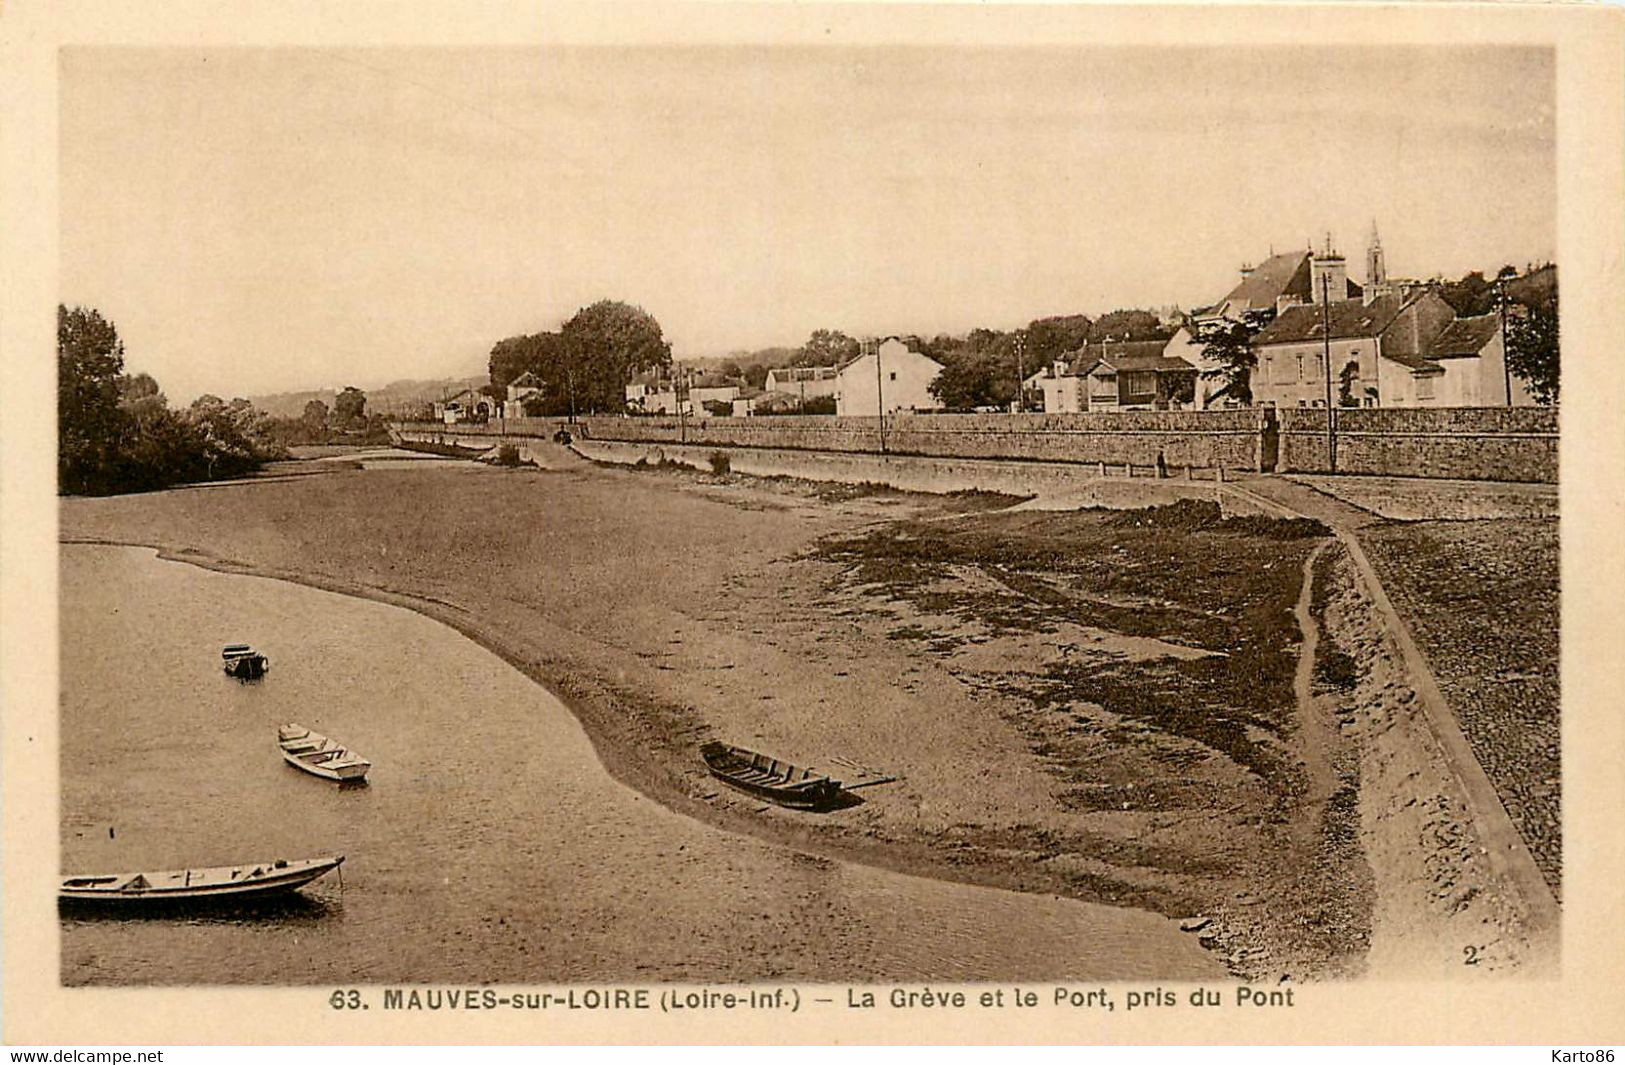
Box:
(62, 544), (1221, 984)
(60, 452), (1370, 978)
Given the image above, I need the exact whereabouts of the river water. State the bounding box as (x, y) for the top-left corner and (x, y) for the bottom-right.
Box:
(60, 544), (1222, 985)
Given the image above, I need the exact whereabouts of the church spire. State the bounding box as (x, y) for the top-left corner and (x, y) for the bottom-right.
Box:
(1366, 220), (1387, 292)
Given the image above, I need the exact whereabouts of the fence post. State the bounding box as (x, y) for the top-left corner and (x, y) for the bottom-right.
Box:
(1098, 461), (1106, 478)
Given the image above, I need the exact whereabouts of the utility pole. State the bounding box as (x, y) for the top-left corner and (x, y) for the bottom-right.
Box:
(1014, 332), (1026, 413)
(1497, 269), (1514, 406)
(872, 338), (887, 455)
(1320, 272), (1336, 473)
(677, 365), (687, 444)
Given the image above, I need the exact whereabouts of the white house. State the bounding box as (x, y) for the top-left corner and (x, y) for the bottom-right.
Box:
(764, 366), (839, 403)
(834, 338), (943, 416)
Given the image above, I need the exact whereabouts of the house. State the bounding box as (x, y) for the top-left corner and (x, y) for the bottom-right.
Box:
(1420, 313), (1536, 407)
(1081, 346), (1199, 411)
(764, 366), (839, 404)
(1036, 359), (1087, 414)
(1198, 247), (1364, 324)
(1250, 284), (1532, 408)
(433, 388), (492, 423)
(689, 377), (740, 417)
(507, 371), (545, 415)
(834, 338), (943, 416)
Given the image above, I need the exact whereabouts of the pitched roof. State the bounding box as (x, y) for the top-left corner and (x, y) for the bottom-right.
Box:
(1426, 314), (1501, 358)
(1075, 339), (1169, 362)
(510, 370), (543, 386)
(1095, 352), (1196, 374)
(1254, 294), (1408, 345)
(1220, 250), (1312, 312)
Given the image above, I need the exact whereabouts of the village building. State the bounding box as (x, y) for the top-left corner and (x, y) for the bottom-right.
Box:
(834, 338), (943, 416)
(1250, 279), (1534, 408)
(433, 387), (494, 423)
(1037, 341), (1196, 413)
(763, 365), (839, 404)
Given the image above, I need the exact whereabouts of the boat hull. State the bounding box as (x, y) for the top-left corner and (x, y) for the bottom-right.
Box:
(278, 724), (371, 782)
(60, 855), (343, 904)
(699, 742), (844, 810)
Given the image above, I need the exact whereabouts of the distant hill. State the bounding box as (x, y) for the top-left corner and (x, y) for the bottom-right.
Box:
(249, 375), (487, 419)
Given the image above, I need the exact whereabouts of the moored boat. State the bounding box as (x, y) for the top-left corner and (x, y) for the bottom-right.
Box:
(278, 724), (371, 782)
(699, 741), (844, 810)
(60, 855), (343, 905)
(222, 644), (269, 680)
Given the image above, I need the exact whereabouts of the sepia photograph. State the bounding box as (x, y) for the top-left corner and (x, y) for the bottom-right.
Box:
(5, 0), (1624, 1049)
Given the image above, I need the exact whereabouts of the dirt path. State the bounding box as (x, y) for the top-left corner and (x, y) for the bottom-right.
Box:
(1238, 475), (1559, 972)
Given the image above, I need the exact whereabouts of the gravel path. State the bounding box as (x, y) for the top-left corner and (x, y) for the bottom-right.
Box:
(1359, 519), (1561, 897)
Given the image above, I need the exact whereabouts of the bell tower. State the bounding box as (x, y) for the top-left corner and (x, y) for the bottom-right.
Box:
(1366, 220), (1387, 294)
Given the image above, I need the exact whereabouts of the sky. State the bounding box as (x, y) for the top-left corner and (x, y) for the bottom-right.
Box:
(59, 45), (1555, 403)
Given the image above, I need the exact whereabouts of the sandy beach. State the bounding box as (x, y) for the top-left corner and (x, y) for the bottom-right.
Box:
(57, 448), (1554, 980)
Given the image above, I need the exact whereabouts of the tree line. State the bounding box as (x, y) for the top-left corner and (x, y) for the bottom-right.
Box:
(58, 305), (386, 496)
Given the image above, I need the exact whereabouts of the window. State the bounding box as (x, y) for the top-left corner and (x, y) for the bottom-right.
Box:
(1417, 375), (1435, 401)
(889, 372), (897, 381)
(1295, 355), (1304, 380)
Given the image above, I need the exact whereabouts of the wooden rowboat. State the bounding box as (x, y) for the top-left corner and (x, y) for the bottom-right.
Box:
(60, 855), (343, 905)
(699, 741), (843, 810)
(278, 724), (371, 782)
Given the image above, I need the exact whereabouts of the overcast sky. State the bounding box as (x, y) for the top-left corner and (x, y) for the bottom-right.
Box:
(60, 45), (1554, 402)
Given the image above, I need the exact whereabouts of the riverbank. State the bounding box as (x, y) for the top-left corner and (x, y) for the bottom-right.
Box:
(58, 453), (1510, 979)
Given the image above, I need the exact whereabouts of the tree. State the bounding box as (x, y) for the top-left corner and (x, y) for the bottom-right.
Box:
(334, 386), (367, 426)
(1192, 311), (1269, 406)
(1505, 301), (1559, 404)
(795, 329), (860, 368)
(1024, 314), (1092, 365)
(58, 305), (129, 494)
(927, 330), (1020, 410)
(118, 371), (169, 425)
(559, 300), (673, 414)
(1089, 309), (1170, 343)
(1337, 360), (1361, 407)
(744, 363), (770, 390)
(302, 399), (330, 432)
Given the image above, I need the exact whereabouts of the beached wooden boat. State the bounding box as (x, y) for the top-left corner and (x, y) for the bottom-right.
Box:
(222, 643), (269, 679)
(699, 741), (843, 810)
(278, 724), (371, 782)
(60, 855), (343, 905)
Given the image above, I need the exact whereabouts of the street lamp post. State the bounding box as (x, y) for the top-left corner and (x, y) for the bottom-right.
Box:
(1320, 273), (1337, 473)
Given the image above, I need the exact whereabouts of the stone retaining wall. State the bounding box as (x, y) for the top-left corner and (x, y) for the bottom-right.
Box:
(1276, 407), (1557, 482)
(394, 404), (1559, 483)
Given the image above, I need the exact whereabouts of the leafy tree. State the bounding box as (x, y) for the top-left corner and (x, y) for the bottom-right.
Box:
(118, 372), (169, 425)
(334, 386), (367, 426)
(302, 399), (330, 431)
(744, 363), (770, 390)
(1089, 309), (1170, 343)
(928, 331), (1020, 410)
(1024, 314), (1092, 365)
(559, 300), (673, 414)
(795, 329), (859, 368)
(1337, 360), (1361, 407)
(58, 305), (129, 493)
(1192, 310), (1270, 406)
(1505, 301), (1559, 404)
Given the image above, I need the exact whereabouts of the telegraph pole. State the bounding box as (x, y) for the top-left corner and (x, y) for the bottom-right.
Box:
(1320, 272), (1336, 472)
(1497, 269), (1514, 406)
(1014, 332), (1026, 413)
(677, 365), (688, 443)
(871, 339), (888, 454)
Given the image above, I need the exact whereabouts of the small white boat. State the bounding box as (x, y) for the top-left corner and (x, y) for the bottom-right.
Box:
(278, 724), (371, 782)
(60, 855), (343, 904)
